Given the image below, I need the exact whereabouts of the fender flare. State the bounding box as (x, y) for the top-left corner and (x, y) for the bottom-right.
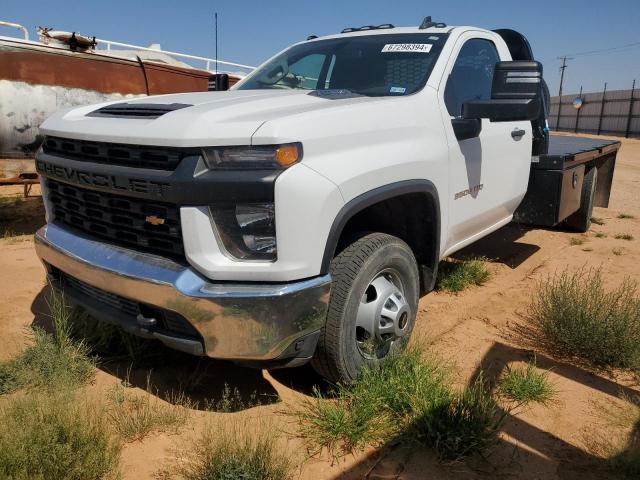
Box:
(320, 179), (441, 290)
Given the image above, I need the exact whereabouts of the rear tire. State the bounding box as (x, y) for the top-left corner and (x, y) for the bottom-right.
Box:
(564, 167), (598, 233)
(311, 233), (420, 384)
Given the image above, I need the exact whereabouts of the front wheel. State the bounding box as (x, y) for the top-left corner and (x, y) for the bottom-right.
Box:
(311, 233), (420, 384)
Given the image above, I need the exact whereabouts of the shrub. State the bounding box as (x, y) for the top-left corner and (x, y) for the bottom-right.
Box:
(0, 292), (94, 394)
(530, 268), (640, 371)
(296, 348), (504, 461)
(0, 391), (120, 480)
(108, 382), (191, 442)
(436, 256), (492, 292)
(615, 234), (634, 241)
(170, 420), (293, 480)
(497, 362), (556, 405)
(296, 386), (390, 457)
(412, 375), (504, 460)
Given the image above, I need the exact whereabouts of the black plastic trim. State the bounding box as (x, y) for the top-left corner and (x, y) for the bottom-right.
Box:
(233, 330), (321, 369)
(320, 179), (441, 282)
(87, 102), (192, 119)
(49, 271), (205, 356)
(36, 151), (278, 205)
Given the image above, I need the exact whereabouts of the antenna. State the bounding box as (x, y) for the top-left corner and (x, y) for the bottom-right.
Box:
(214, 12), (218, 75)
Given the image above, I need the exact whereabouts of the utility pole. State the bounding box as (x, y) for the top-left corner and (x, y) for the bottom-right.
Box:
(214, 12), (218, 75)
(625, 79), (636, 138)
(555, 56), (572, 130)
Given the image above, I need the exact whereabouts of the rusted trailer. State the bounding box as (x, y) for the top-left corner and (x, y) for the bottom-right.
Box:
(0, 22), (250, 180)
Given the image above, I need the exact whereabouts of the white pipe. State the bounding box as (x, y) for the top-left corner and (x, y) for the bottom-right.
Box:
(0, 21), (29, 40)
(95, 38), (255, 70)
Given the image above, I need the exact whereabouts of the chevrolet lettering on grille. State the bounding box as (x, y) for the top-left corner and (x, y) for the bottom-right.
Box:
(36, 159), (171, 197)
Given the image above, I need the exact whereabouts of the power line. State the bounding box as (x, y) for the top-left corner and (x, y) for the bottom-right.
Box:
(561, 41), (640, 58)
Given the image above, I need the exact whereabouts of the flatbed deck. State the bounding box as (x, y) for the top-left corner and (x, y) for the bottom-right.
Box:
(517, 135), (622, 227)
(536, 136), (621, 170)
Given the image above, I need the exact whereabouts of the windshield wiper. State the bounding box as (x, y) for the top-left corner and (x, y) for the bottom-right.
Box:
(308, 89), (366, 99)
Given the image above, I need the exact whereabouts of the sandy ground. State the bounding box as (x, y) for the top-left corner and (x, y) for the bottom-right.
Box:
(0, 134), (639, 479)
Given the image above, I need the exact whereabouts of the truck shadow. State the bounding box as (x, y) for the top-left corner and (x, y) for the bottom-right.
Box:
(449, 222), (540, 269)
(30, 287), (288, 412)
(331, 340), (638, 479)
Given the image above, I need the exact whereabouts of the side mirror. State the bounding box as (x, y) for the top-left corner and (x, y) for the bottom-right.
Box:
(208, 73), (230, 91)
(462, 61), (543, 122)
(452, 118), (482, 141)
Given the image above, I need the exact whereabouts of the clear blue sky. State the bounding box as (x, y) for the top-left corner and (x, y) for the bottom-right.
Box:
(3, 0), (639, 95)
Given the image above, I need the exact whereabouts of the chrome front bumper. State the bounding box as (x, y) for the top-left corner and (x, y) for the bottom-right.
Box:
(35, 224), (331, 363)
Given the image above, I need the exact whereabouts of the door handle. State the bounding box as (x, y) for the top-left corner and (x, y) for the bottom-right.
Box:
(511, 128), (526, 139)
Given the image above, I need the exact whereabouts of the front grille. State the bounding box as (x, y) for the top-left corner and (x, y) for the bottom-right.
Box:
(47, 179), (184, 258)
(42, 136), (198, 171)
(53, 268), (201, 340)
(64, 272), (139, 317)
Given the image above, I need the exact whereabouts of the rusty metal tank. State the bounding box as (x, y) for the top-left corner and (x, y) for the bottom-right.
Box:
(0, 22), (248, 176)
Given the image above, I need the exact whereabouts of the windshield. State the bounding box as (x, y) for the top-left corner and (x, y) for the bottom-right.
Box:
(237, 33), (449, 97)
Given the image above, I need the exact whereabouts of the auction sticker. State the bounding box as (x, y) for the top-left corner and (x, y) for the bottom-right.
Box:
(381, 43), (432, 53)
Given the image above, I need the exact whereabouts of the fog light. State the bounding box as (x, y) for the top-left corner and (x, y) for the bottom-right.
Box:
(209, 203), (277, 261)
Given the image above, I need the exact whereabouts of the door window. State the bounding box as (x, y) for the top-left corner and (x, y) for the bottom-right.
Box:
(444, 39), (500, 117)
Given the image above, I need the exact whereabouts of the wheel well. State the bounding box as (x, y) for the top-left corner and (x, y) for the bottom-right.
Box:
(332, 192), (439, 293)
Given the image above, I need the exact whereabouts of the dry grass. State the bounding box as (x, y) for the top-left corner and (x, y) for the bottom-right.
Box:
(163, 419), (293, 480)
(570, 237), (587, 246)
(615, 233), (634, 241)
(530, 268), (640, 372)
(0, 391), (121, 480)
(591, 217), (606, 225)
(0, 291), (94, 394)
(594, 232), (608, 238)
(107, 378), (192, 442)
(586, 395), (640, 477)
(617, 213), (636, 220)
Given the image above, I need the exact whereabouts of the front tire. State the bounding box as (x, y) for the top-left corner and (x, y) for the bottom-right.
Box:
(311, 233), (419, 384)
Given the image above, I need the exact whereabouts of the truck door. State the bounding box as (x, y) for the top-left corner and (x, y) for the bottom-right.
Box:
(440, 33), (532, 253)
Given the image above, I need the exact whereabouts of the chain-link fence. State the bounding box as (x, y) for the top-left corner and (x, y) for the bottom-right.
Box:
(549, 83), (639, 138)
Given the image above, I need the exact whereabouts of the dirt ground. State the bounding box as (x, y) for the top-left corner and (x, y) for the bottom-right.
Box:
(0, 133), (639, 479)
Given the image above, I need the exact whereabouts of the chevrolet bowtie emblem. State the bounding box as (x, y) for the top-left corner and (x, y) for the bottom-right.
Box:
(145, 215), (165, 226)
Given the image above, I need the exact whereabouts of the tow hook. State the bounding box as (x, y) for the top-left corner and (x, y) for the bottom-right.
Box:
(136, 313), (157, 327)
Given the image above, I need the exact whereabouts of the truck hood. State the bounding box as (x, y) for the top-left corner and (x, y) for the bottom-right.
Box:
(39, 89), (384, 147)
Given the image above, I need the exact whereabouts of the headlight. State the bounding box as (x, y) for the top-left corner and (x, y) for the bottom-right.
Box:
(202, 143), (302, 170)
(209, 203), (277, 261)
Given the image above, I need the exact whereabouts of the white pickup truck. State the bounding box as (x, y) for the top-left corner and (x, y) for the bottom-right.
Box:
(34, 19), (621, 383)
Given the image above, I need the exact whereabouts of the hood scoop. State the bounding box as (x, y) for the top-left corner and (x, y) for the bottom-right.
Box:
(87, 102), (192, 119)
